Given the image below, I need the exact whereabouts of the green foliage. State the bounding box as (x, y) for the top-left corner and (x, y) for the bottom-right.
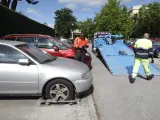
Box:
(0, 0), (39, 11)
(54, 8), (77, 38)
(78, 18), (96, 39)
(132, 2), (160, 37)
(78, 1), (160, 38)
(94, 0), (133, 38)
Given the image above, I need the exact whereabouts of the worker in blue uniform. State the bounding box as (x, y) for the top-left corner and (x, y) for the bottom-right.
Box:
(130, 33), (154, 83)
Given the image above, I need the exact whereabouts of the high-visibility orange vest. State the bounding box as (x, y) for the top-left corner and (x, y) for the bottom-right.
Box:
(74, 37), (89, 48)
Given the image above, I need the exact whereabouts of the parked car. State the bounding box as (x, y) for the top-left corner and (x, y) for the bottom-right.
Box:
(60, 38), (74, 46)
(153, 42), (160, 58)
(0, 40), (93, 100)
(1, 34), (92, 69)
(1, 34), (75, 59)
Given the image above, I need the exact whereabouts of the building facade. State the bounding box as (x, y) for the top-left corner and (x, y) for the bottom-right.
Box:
(128, 5), (142, 16)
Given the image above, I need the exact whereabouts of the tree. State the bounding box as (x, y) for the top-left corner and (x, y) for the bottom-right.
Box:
(54, 8), (77, 38)
(133, 2), (160, 37)
(0, 0), (39, 11)
(78, 18), (96, 39)
(94, 0), (133, 38)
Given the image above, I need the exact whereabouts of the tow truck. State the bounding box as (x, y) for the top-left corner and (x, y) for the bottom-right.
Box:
(92, 32), (160, 76)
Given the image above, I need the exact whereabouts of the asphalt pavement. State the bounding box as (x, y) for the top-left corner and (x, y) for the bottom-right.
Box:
(90, 47), (160, 120)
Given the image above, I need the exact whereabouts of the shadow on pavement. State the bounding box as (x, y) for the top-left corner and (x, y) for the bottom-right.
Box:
(0, 96), (40, 100)
(99, 56), (112, 74)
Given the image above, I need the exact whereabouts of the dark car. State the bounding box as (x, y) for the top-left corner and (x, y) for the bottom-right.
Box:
(153, 42), (160, 58)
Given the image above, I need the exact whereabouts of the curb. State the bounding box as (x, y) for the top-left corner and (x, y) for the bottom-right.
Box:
(87, 95), (99, 120)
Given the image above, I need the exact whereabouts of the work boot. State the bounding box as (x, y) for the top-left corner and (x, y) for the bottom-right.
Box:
(130, 77), (136, 83)
(146, 74), (154, 80)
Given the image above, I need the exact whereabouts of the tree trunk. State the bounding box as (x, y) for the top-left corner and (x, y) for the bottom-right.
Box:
(11, 0), (18, 11)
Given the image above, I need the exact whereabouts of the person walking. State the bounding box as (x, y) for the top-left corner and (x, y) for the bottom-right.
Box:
(130, 33), (154, 83)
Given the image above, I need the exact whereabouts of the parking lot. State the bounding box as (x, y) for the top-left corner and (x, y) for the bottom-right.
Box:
(0, 46), (160, 120)
(0, 95), (98, 120)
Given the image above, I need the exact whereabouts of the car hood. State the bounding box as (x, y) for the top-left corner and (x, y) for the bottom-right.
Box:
(44, 57), (89, 72)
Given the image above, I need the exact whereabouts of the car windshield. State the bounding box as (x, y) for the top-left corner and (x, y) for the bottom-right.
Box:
(62, 41), (73, 47)
(16, 44), (56, 64)
(49, 38), (72, 48)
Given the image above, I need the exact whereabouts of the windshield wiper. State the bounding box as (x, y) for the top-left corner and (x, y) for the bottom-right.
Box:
(41, 59), (53, 64)
(41, 56), (57, 64)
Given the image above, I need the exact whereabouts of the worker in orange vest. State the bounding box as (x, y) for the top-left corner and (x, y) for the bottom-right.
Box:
(74, 34), (89, 48)
(74, 34), (89, 62)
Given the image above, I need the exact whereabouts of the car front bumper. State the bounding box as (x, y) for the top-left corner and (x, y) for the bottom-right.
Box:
(73, 74), (93, 93)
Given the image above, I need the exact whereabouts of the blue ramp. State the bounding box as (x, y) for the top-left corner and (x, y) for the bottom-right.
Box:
(96, 39), (160, 76)
(97, 40), (134, 56)
(101, 55), (160, 76)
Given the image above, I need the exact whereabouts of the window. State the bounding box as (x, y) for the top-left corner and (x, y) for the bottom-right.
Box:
(3, 37), (16, 41)
(37, 38), (53, 49)
(17, 38), (35, 45)
(16, 44), (56, 64)
(0, 45), (26, 64)
(52, 40), (68, 50)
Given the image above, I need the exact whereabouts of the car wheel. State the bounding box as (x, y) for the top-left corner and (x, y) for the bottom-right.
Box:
(45, 79), (74, 101)
(157, 52), (160, 58)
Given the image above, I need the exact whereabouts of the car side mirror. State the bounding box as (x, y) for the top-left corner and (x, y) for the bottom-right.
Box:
(18, 58), (30, 65)
(52, 46), (59, 52)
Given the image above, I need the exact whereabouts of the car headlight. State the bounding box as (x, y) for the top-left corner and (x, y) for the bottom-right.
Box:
(81, 71), (90, 79)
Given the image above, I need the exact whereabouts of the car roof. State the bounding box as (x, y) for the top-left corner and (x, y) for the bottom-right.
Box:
(2, 34), (52, 38)
(0, 40), (26, 46)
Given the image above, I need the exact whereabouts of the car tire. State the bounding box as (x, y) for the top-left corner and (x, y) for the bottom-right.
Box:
(156, 52), (160, 58)
(45, 79), (74, 101)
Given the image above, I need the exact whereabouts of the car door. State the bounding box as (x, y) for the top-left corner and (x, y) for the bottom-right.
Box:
(36, 37), (63, 57)
(0, 44), (39, 94)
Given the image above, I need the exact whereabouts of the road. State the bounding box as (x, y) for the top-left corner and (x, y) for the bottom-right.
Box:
(90, 47), (160, 120)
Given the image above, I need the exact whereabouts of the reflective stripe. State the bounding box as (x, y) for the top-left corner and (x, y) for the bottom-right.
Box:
(136, 52), (148, 55)
(149, 52), (153, 54)
(132, 73), (137, 78)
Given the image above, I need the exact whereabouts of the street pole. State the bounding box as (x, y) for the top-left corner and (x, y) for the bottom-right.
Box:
(72, 31), (74, 39)
(71, 23), (74, 39)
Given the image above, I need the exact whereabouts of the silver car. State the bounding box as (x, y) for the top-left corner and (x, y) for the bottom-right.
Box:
(0, 40), (93, 101)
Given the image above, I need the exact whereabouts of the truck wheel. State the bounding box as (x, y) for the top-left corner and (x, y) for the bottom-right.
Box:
(45, 79), (74, 101)
(95, 50), (100, 57)
(92, 45), (94, 52)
